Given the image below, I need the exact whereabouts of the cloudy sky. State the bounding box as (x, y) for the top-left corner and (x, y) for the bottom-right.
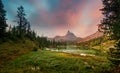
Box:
(2, 0), (103, 38)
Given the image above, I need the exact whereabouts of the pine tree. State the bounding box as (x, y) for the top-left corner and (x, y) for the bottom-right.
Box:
(11, 25), (17, 36)
(26, 22), (31, 38)
(0, 0), (7, 38)
(99, 0), (120, 66)
(16, 5), (37, 40)
(31, 31), (36, 40)
(99, 0), (120, 40)
(16, 6), (27, 38)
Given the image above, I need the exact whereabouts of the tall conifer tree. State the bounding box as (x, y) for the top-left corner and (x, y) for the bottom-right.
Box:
(99, 0), (120, 66)
(16, 6), (28, 38)
(0, 0), (7, 38)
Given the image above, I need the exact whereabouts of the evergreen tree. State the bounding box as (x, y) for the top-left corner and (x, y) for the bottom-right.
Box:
(31, 31), (36, 40)
(16, 6), (27, 38)
(99, 0), (120, 66)
(15, 5), (37, 41)
(11, 25), (17, 36)
(99, 0), (120, 40)
(8, 25), (12, 35)
(0, 0), (7, 38)
(26, 21), (31, 38)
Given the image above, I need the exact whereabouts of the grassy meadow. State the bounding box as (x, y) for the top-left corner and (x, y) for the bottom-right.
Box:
(0, 50), (111, 73)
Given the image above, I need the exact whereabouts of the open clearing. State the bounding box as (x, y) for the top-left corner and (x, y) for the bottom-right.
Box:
(0, 50), (111, 73)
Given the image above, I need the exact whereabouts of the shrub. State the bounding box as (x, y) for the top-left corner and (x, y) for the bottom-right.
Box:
(33, 47), (38, 51)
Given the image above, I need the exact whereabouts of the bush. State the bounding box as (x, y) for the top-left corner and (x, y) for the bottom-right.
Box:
(33, 47), (38, 51)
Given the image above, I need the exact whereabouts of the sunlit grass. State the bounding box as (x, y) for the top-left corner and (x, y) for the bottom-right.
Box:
(0, 50), (111, 73)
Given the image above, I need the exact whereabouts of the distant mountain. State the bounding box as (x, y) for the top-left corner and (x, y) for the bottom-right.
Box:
(48, 31), (80, 42)
(78, 31), (103, 43)
(48, 31), (103, 42)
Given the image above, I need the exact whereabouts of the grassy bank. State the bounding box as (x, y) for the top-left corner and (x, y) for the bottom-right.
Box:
(0, 50), (111, 73)
(0, 39), (39, 63)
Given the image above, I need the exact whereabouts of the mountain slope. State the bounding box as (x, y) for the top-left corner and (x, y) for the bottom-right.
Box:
(78, 31), (103, 43)
(48, 31), (80, 42)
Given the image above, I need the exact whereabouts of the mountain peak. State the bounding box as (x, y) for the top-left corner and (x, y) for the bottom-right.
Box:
(67, 30), (71, 34)
(48, 30), (79, 42)
(65, 30), (77, 38)
(66, 30), (73, 35)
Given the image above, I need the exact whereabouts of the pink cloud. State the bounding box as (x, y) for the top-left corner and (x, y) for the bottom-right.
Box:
(29, 0), (103, 37)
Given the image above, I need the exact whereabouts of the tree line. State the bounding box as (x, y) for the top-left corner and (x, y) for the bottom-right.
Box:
(0, 0), (65, 49)
(7, 6), (37, 41)
(0, 0), (36, 41)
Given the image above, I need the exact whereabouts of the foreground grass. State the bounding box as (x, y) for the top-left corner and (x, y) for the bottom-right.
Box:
(0, 50), (111, 73)
(0, 39), (38, 63)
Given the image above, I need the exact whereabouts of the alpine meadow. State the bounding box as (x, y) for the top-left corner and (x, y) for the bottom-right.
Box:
(0, 0), (120, 73)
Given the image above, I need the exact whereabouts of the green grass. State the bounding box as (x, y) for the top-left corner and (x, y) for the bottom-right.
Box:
(0, 50), (111, 73)
(92, 40), (115, 52)
(0, 39), (38, 63)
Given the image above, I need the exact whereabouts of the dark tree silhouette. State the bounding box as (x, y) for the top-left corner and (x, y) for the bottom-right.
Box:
(11, 26), (18, 37)
(99, 0), (120, 40)
(16, 6), (28, 38)
(15, 5), (38, 41)
(99, 0), (120, 66)
(26, 21), (31, 38)
(27, 22), (31, 34)
(0, 0), (7, 38)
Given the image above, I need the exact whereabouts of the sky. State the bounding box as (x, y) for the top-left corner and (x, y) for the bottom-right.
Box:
(2, 0), (103, 38)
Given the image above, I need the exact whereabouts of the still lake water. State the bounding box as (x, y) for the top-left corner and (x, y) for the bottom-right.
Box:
(46, 47), (100, 56)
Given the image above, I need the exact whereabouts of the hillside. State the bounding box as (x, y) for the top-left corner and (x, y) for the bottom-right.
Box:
(77, 35), (115, 52)
(78, 31), (103, 43)
(0, 39), (39, 63)
(92, 39), (115, 52)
